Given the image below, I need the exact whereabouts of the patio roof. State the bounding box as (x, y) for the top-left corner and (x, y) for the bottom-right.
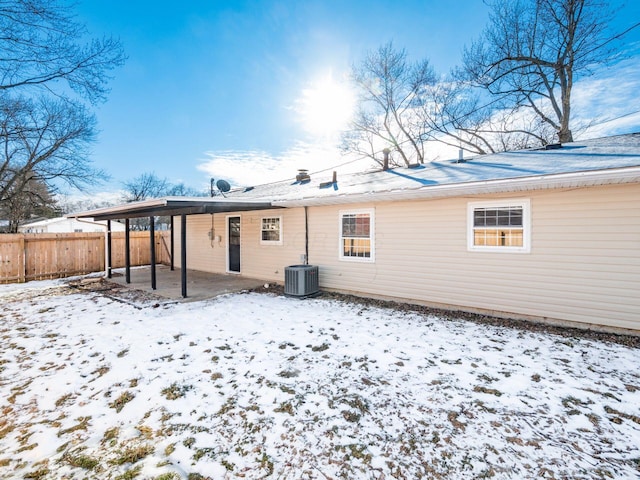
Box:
(67, 196), (278, 220)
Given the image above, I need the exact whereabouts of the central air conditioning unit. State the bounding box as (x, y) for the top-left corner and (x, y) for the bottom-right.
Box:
(284, 265), (319, 297)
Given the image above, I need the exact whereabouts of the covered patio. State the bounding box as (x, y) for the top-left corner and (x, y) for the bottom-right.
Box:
(68, 197), (280, 299)
(108, 265), (268, 301)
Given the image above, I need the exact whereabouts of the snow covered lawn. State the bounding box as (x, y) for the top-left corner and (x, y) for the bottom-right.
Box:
(1, 279), (639, 479)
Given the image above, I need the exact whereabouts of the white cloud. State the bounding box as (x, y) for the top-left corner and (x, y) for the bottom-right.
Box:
(572, 53), (640, 139)
(197, 48), (640, 189)
(197, 141), (370, 187)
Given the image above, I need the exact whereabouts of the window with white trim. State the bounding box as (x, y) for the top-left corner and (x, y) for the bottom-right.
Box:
(339, 209), (374, 261)
(468, 199), (530, 252)
(260, 217), (282, 244)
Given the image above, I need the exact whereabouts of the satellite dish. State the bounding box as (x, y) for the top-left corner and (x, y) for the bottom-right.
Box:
(216, 179), (231, 193)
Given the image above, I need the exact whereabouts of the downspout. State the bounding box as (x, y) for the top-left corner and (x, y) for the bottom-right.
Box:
(304, 206), (309, 265)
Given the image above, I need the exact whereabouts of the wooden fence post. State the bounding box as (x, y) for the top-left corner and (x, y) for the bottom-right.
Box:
(18, 234), (26, 283)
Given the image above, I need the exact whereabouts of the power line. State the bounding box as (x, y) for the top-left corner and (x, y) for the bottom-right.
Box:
(588, 108), (640, 128)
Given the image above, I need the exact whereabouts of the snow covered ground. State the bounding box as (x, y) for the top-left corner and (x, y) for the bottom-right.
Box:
(1, 278), (639, 479)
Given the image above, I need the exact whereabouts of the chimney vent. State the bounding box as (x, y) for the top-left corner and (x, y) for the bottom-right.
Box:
(382, 148), (390, 171)
(296, 169), (310, 183)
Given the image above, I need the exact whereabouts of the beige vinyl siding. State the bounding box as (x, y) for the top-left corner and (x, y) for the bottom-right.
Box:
(306, 183), (639, 331)
(176, 183), (638, 331)
(174, 208), (306, 283)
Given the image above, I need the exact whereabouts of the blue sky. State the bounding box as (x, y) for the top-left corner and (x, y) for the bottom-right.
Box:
(74, 0), (640, 196)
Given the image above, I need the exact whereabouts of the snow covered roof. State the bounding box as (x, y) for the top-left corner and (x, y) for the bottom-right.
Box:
(225, 133), (640, 206)
(20, 217), (102, 228)
(69, 197), (277, 220)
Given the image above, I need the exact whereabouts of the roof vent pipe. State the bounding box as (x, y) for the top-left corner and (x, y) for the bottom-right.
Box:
(332, 171), (337, 183)
(458, 149), (464, 163)
(382, 148), (390, 171)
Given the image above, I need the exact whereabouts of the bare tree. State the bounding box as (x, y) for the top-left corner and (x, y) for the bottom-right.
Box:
(418, 78), (558, 154)
(168, 182), (207, 197)
(121, 173), (206, 230)
(0, 95), (105, 204)
(122, 173), (172, 203)
(0, 1), (125, 103)
(0, 0), (125, 218)
(461, 0), (638, 144)
(344, 42), (437, 167)
(0, 177), (58, 233)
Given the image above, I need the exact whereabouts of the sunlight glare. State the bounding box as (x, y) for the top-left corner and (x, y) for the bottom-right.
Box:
(297, 74), (355, 138)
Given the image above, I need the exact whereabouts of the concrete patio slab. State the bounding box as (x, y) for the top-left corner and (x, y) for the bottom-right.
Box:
(108, 265), (270, 302)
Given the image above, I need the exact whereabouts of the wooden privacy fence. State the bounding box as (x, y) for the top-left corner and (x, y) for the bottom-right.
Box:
(0, 231), (171, 284)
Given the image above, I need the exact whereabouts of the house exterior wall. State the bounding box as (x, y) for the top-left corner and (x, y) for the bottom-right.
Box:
(174, 208), (306, 282)
(179, 183), (639, 332)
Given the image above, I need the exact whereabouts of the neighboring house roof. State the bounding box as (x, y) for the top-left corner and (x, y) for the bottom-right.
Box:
(18, 217), (129, 234)
(20, 217), (110, 228)
(225, 132), (640, 206)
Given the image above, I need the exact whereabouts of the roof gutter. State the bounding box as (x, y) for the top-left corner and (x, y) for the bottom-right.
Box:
(272, 166), (640, 207)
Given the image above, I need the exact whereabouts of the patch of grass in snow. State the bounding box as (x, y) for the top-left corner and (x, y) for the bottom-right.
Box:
(309, 342), (330, 352)
(221, 459), (235, 471)
(337, 444), (373, 464)
(111, 443), (154, 465)
(473, 385), (503, 397)
(277, 369), (300, 378)
(154, 473), (180, 480)
(258, 452), (275, 475)
(8, 379), (32, 404)
(92, 364), (110, 377)
(58, 416), (91, 437)
(22, 466), (50, 479)
(136, 424), (154, 439)
(0, 417), (15, 440)
(217, 397), (236, 415)
(473, 400), (497, 414)
(605, 406), (640, 425)
(193, 447), (216, 461)
(109, 391), (135, 412)
(447, 411), (466, 430)
(60, 450), (100, 470)
(477, 374), (499, 383)
(102, 427), (120, 445)
(274, 401), (295, 415)
(161, 382), (193, 400)
(113, 464), (143, 479)
(561, 396), (594, 415)
(183, 437), (196, 448)
(54, 392), (76, 407)
(210, 372), (223, 380)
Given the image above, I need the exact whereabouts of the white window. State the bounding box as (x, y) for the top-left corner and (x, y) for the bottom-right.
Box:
(339, 209), (374, 261)
(468, 199), (530, 252)
(260, 217), (282, 245)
